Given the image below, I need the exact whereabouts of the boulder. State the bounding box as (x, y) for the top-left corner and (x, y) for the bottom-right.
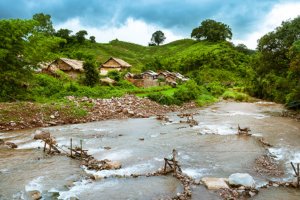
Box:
(228, 173), (255, 188)
(34, 131), (50, 140)
(127, 110), (135, 116)
(5, 142), (18, 148)
(201, 177), (229, 190)
(27, 190), (42, 200)
(0, 139), (4, 145)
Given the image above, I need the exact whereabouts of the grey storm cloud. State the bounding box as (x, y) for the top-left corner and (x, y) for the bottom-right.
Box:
(0, 0), (280, 36)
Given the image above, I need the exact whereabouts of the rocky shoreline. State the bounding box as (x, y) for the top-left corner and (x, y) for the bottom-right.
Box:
(0, 95), (197, 132)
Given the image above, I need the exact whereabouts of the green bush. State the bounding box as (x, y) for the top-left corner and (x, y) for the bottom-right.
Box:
(83, 60), (99, 87)
(30, 74), (63, 97)
(173, 80), (202, 101)
(107, 70), (121, 81)
(222, 90), (250, 102)
(196, 94), (218, 106)
(205, 82), (225, 96)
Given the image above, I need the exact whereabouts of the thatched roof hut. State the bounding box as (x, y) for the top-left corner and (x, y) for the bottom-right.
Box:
(100, 57), (131, 75)
(42, 58), (84, 79)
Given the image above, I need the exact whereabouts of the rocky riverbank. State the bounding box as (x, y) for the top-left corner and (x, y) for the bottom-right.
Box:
(0, 95), (197, 131)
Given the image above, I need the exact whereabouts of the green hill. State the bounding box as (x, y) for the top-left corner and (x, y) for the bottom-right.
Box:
(61, 39), (253, 82)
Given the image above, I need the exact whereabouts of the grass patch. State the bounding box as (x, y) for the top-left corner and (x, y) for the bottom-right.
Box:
(222, 89), (250, 102)
(196, 94), (218, 106)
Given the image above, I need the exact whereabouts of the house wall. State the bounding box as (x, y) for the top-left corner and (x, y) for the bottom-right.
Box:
(143, 79), (159, 88)
(56, 60), (72, 71)
(65, 71), (81, 79)
(100, 67), (121, 75)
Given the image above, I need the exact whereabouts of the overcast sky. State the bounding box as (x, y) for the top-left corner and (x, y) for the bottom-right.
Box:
(1, 0), (300, 49)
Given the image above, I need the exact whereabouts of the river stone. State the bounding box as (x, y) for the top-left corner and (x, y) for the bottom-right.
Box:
(27, 190), (42, 200)
(228, 173), (255, 187)
(5, 142), (18, 148)
(201, 177), (229, 190)
(34, 131), (50, 140)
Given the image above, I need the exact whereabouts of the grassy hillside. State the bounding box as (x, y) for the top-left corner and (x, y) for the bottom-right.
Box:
(61, 39), (252, 82)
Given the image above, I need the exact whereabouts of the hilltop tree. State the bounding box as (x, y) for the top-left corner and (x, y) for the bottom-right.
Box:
(75, 30), (88, 44)
(90, 36), (96, 43)
(83, 60), (99, 87)
(151, 30), (166, 46)
(32, 13), (55, 35)
(56, 29), (72, 41)
(191, 19), (232, 42)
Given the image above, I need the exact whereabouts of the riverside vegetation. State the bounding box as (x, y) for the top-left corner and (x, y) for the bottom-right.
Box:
(0, 13), (299, 127)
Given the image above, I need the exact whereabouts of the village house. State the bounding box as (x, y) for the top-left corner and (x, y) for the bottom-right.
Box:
(125, 70), (188, 88)
(100, 57), (131, 75)
(42, 58), (84, 79)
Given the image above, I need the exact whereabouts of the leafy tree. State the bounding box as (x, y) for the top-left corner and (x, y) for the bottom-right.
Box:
(56, 28), (73, 43)
(90, 36), (96, 43)
(151, 30), (166, 46)
(0, 18), (64, 101)
(32, 13), (55, 35)
(235, 44), (255, 55)
(83, 60), (99, 87)
(191, 19), (232, 42)
(253, 16), (300, 106)
(76, 30), (88, 44)
(0, 19), (37, 100)
(257, 16), (300, 74)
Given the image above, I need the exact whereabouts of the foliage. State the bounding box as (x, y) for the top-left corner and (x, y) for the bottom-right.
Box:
(222, 89), (250, 102)
(235, 44), (255, 55)
(252, 16), (300, 108)
(173, 80), (202, 101)
(107, 70), (121, 81)
(55, 28), (73, 46)
(83, 60), (99, 87)
(75, 30), (88, 44)
(32, 13), (55, 35)
(191, 19), (232, 42)
(90, 36), (96, 43)
(151, 30), (166, 46)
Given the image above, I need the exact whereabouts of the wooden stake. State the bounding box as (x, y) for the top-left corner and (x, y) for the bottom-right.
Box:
(43, 141), (46, 152)
(291, 162), (297, 175)
(70, 138), (73, 157)
(297, 163), (300, 188)
(80, 139), (83, 159)
(172, 149), (177, 174)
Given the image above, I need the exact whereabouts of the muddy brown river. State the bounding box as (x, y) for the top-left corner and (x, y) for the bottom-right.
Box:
(0, 101), (300, 199)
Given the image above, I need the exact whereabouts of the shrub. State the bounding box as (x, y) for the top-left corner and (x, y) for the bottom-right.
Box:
(173, 80), (201, 101)
(205, 82), (225, 96)
(222, 90), (250, 102)
(196, 94), (218, 106)
(83, 60), (99, 87)
(107, 70), (121, 81)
